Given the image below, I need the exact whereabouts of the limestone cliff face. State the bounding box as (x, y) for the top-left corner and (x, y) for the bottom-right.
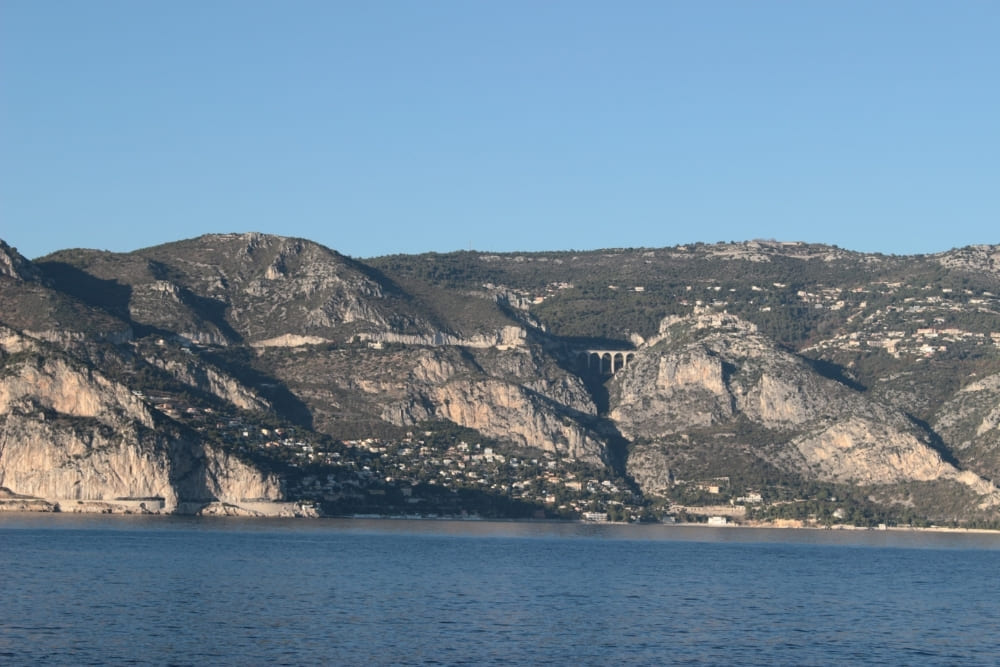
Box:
(0, 340), (282, 511)
(384, 378), (605, 463)
(372, 345), (605, 462)
(0, 414), (178, 504)
(791, 416), (952, 484)
(933, 372), (1000, 482)
(190, 443), (283, 504)
(612, 346), (735, 432)
(0, 352), (155, 430)
(470, 345), (598, 415)
(0, 324), (36, 354)
(0, 240), (41, 282)
(258, 337), (608, 461)
(362, 325), (528, 350)
(0, 413), (282, 510)
(793, 415), (1000, 507)
(145, 355), (270, 412)
(613, 311), (1000, 503)
(9, 233), (1000, 522)
(611, 313), (834, 437)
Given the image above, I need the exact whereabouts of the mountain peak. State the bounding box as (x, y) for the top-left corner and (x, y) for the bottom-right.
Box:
(0, 239), (41, 283)
(648, 308), (759, 349)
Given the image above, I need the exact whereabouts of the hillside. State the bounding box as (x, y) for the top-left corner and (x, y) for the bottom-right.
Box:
(2, 234), (999, 526)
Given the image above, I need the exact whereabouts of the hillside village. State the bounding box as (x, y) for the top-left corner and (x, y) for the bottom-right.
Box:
(510, 276), (1000, 359)
(133, 379), (649, 521)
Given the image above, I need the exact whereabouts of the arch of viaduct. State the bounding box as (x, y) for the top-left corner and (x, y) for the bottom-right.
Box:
(576, 350), (636, 375)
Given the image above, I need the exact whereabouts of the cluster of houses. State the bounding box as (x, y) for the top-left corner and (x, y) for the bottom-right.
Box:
(330, 434), (638, 518)
(482, 280), (575, 307)
(802, 283), (1000, 359)
(137, 387), (794, 523)
(140, 396), (644, 518)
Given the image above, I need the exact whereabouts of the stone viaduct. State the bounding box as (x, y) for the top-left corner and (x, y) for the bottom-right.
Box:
(576, 349), (636, 375)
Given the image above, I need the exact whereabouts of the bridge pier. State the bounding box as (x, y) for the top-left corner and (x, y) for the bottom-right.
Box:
(576, 350), (636, 375)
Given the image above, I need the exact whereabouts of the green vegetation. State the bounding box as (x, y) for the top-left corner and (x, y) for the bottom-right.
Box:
(4, 236), (1000, 524)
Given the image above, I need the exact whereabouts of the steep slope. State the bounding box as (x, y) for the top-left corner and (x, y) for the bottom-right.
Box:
(37, 233), (527, 347)
(0, 240), (132, 342)
(0, 329), (282, 512)
(37, 233), (405, 344)
(933, 372), (1000, 482)
(611, 310), (999, 508)
(4, 233), (1000, 523)
(0, 240), (42, 282)
(257, 340), (608, 463)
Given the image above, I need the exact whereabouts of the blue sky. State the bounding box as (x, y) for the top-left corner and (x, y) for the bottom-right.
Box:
(2, 1), (997, 260)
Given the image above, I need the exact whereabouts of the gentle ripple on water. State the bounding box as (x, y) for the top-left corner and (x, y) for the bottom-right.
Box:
(1, 515), (999, 665)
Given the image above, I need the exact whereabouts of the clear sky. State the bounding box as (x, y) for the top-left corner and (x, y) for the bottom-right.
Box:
(1, 1), (997, 260)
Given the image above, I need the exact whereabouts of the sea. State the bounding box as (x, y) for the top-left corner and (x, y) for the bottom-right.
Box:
(1, 515), (999, 666)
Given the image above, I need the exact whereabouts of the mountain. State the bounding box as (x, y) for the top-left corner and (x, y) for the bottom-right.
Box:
(2, 234), (999, 526)
(612, 311), (999, 516)
(0, 322), (283, 515)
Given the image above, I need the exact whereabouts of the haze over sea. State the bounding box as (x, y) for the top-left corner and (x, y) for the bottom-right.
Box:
(2, 515), (999, 666)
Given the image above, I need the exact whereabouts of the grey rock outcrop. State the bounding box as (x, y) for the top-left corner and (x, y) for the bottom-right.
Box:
(5, 233), (1000, 522)
(933, 372), (1000, 482)
(0, 414), (282, 510)
(613, 311), (1000, 503)
(385, 377), (605, 463)
(0, 336), (282, 512)
(145, 355), (270, 412)
(0, 240), (41, 282)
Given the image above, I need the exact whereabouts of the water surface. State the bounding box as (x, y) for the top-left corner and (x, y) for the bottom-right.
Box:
(2, 515), (998, 665)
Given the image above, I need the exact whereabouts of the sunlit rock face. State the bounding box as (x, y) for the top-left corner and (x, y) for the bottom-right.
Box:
(612, 311), (999, 504)
(3, 234), (1000, 520)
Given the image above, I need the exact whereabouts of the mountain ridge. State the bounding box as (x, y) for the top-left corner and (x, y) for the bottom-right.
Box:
(3, 233), (999, 525)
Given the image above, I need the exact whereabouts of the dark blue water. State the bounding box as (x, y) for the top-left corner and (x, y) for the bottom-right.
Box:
(1, 516), (999, 665)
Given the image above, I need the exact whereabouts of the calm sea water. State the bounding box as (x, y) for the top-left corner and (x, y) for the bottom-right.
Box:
(1, 515), (999, 666)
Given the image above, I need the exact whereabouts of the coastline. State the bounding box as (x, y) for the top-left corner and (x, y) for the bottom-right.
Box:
(0, 491), (318, 518)
(1, 498), (998, 535)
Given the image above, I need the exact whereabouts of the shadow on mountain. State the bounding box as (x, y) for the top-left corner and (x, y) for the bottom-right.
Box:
(517, 382), (634, 481)
(547, 336), (635, 415)
(597, 424), (633, 481)
(161, 427), (223, 510)
(578, 371), (611, 414)
(199, 348), (314, 428)
(346, 256), (464, 335)
(536, 339), (636, 480)
(801, 356), (867, 392)
(318, 482), (550, 519)
(37, 261), (133, 320)
(176, 289), (244, 345)
(343, 257), (414, 300)
(907, 414), (962, 469)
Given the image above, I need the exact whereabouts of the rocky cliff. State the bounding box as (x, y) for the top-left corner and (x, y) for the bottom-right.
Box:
(612, 311), (1000, 507)
(0, 240), (41, 282)
(934, 372), (1000, 483)
(0, 413), (281, 510)
(0, 328), (282, 513)
(3, 234), (1000, 524)
(260, 341), (606, 462)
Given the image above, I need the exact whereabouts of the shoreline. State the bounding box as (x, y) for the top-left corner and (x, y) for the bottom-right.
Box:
(0, 495), (318, 518)
(2, 488), (996, 534)
(1, 501), (998, 535)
